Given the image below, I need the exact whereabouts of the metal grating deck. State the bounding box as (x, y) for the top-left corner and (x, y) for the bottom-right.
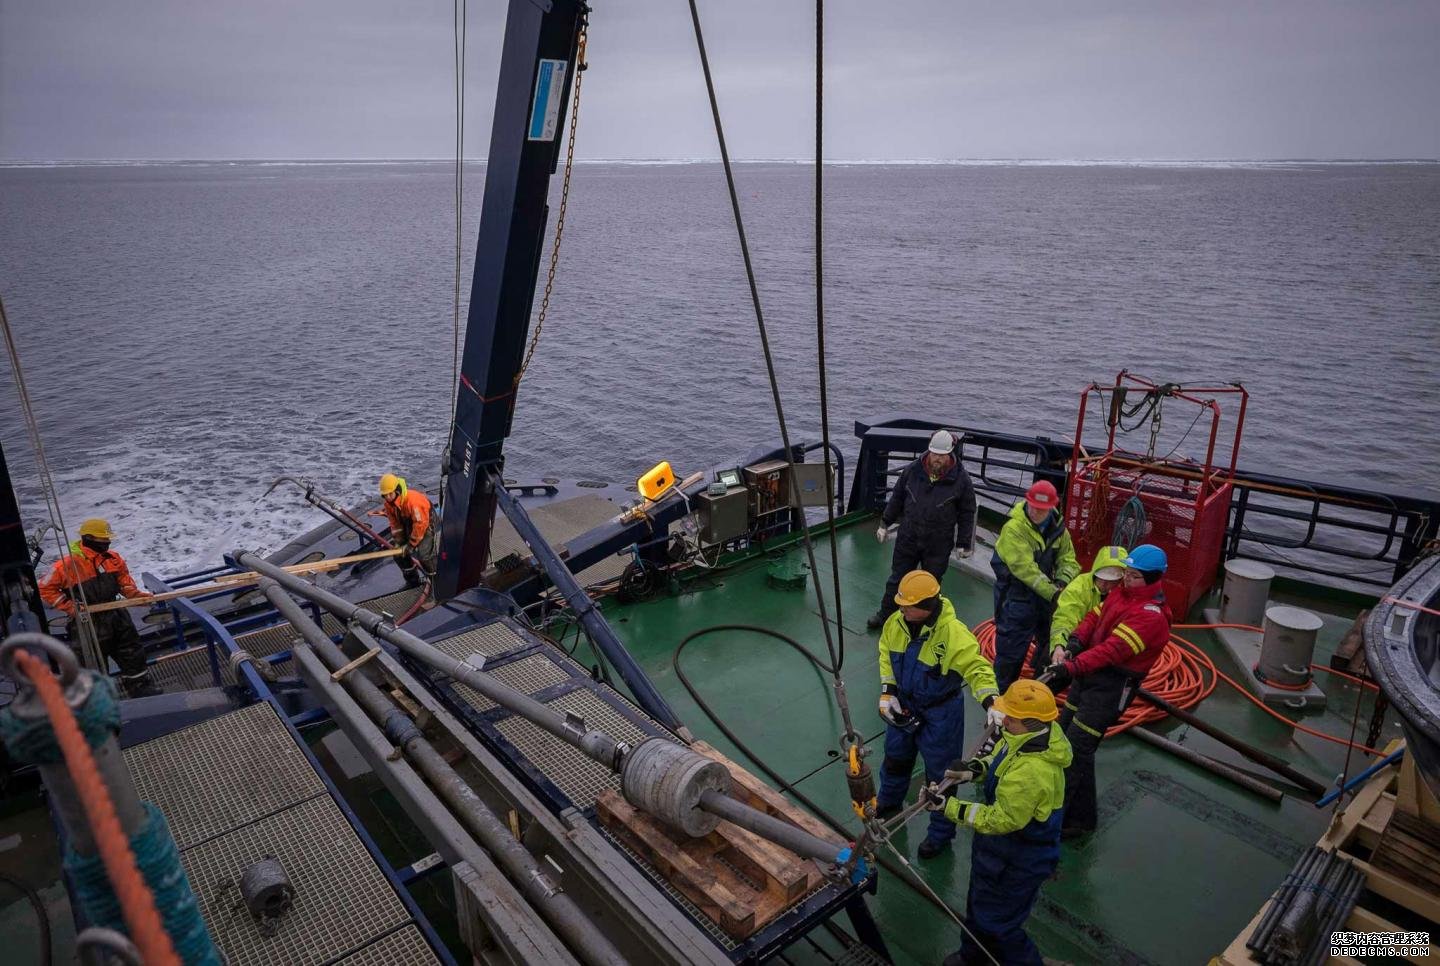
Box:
(431, 621), (533, 663)
(334, 925), (441, 964)
(125, 703), (325, 849)
(184, 796), (410, 966)
(493, 688), (650, 807)
(148, 587), (423, 693)
(453, 653), (572, 712)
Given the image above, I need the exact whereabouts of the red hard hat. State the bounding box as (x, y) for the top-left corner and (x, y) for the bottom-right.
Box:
(1025, 480), (1059, 511)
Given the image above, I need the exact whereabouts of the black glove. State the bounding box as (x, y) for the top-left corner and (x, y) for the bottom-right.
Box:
(1042, 662), (1073, 692)
(1067, 634), (1083, 653)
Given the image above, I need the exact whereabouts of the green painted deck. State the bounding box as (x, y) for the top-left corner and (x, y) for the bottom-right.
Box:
(595, 518), (1405, 965)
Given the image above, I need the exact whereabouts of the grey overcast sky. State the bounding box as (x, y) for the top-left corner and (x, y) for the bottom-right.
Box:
(2, 0), (1437, 162)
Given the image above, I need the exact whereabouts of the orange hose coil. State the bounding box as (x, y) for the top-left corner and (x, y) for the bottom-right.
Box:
(974, 619), (1384, 754)
(14, 650), (181, 966)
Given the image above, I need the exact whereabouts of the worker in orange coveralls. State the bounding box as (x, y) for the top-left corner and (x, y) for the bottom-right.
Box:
(377, 474), (436, 587)
(39, 518), (159, 696)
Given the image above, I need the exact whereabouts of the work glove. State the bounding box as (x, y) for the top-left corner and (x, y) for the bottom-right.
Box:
(981, 694), (1005, 732)
(921, 783), (954, 811)
(951, 545), (973, 564)
(1042, 662), (1073, 692)
(878, 692), (906, 725)
(943, 757), (984, 783)
(875, 525), (890, 544)
(1049, 645), (1069, 665)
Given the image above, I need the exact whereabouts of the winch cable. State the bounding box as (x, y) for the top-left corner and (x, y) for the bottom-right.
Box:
(0, 294), (103, 669)
(673, 625), (997, 963)
(441, 0), (468, 517)
(685, 0), (859, 750)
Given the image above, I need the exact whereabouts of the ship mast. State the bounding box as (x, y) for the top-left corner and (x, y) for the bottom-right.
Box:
(435, 0), (587, 600)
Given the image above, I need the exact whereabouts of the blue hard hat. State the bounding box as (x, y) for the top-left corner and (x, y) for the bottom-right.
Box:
(1124, 544), (1167, 573)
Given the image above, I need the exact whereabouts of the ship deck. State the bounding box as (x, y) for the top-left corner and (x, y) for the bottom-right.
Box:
(598, 517), (1404, 965)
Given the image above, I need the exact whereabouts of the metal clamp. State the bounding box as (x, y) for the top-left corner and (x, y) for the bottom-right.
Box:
(0, 632), (80, 686)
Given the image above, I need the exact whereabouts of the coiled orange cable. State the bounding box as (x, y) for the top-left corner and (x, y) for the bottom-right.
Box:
(13, 650), (180, 966)
(975, 618), (1383, 754)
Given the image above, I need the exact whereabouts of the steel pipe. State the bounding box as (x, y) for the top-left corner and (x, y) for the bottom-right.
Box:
(1130, 728), (1285, 803)
(696, 789), (842, 865)
(261, 581), (624, 966)
(235, 550), (625, 769)
(247, 553), (847, 872)
(489, 477), (687, 734)
(1137, 687), (1327, 797)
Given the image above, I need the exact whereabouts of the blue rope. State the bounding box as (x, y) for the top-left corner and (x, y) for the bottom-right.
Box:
(0, 671), (119, 765)
(66, 802), (222, 966)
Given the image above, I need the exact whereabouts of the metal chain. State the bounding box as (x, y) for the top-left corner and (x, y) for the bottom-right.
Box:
(1146, 397), (1163, 460)
(514, 20), (588, 390)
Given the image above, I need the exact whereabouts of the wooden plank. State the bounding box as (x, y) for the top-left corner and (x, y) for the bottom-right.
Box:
(715, 830), (811, 902)
(1345, 907), (1440, 957)
(1394, 751), (1440, 826)
(691, 740), (845, 847)
(1355, 793), (1396, 850)
(596, 792), (755, 937)
(1347, 857), (1440, 924)
(85, 548), (402, 613)
(1322, 764), (1398, 851)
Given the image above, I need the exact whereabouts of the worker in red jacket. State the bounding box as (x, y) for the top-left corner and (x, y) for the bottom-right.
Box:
(1042, 544), (1171, 836)
(38, 518), (159, 697)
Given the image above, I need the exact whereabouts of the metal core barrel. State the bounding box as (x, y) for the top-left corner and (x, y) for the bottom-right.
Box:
(1220, 558), (1276, 627)
(620, 738), (730, 837)
(1258, 605), (1325, 688)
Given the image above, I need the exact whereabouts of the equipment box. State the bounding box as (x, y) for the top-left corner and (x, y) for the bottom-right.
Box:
(743, 460), (789, 518)
(696, 486), (749, 545)
(789, 462), (833, 508)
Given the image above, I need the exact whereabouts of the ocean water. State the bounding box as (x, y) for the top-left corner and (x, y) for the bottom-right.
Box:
(1, 161), (1437, 575)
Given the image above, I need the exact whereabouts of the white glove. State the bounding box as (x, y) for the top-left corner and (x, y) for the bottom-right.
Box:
(875, 525), (890, 544)
(985, 704), (1006, 731)
(1050, 645), (1070, 665)
(879, 693), (905, 724)
(950, 546), (973, 565)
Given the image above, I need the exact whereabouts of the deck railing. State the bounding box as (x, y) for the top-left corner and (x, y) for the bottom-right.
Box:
(849, 416), (1439, 594)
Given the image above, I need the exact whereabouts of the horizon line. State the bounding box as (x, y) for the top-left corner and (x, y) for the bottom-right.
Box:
(3, 155), (1438, 168)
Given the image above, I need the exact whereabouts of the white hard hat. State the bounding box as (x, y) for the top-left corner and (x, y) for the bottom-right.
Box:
(928, 429), (957, 455)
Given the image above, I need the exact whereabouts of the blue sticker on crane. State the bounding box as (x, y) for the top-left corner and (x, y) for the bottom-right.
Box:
(528, 59), (568, 141)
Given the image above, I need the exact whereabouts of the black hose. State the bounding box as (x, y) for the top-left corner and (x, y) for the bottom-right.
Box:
(0, 872), (53, 966)
(672, 625), (974, 925)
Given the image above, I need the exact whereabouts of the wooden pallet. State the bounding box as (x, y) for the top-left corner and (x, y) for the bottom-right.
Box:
(595, 740), (844, 940)
(1214, 744), (1440, 964)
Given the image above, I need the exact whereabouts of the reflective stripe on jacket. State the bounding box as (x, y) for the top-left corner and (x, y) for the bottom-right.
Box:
(991, 502), (1079, 601)
(384, 489), (433, 547)
(1070, 581), (1173, 678)
(39, 546), (144, 615)
(1049, 544), (1128, 650)
(878, 596), (998, 707)
(945, 721), (1072, 837)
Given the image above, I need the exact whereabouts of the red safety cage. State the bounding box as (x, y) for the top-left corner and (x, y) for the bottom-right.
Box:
(1064, 372), (1248, 616)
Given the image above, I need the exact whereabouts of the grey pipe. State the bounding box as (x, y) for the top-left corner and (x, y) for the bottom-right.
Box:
(259, 581), (627, 966)
(292, 645), (578, 966)
(696, 789), (842, 865)
(244, 552), (848, 872)
(236, 550), (624, 769)
(1130, 728), (1284, 803)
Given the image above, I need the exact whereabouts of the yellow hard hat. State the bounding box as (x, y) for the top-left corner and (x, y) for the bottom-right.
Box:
(78, 518), (114, 540)
(379, 474), (403, 497)
(893, 570), (941, 607)
(1093, 545), (1129, 581)
(993, 679), (1059, 722)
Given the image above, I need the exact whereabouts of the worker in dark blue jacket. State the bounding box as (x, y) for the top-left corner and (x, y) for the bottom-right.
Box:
(867, 429), (978, 630)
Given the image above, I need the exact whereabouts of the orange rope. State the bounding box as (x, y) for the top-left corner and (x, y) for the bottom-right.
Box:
(975, 619), (1384, 754)
(14, 651), (180, 966)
